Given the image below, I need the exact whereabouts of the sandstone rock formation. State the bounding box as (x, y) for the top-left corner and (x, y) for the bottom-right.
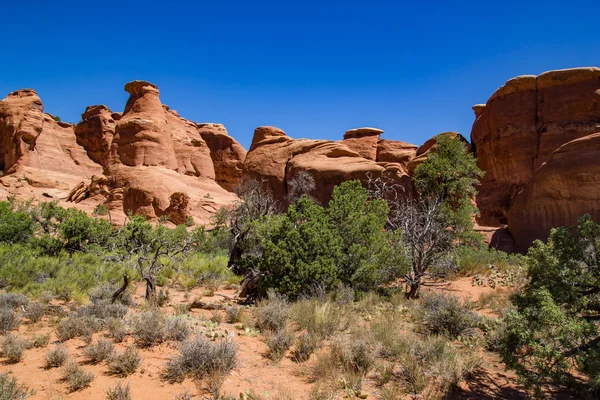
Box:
(243, 126), (416, 205)
(198, 123), (247, 191)
(0, 82), (243, 226)
(472, 67), (600, 227)
(508, 132), (600, 251)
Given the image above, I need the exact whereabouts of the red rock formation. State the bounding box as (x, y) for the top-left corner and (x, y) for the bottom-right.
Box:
(376, 139), (418, 174)
(243, 126), (413, 204)
(508, 132), (600, 251)
(472, 67), (600, 227)
(341, 127), (383, 160)
(74, 105), (116, 167)
(198, 123), (247, 191)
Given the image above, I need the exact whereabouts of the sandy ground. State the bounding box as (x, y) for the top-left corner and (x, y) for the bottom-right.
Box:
(0, 278), (536, 400)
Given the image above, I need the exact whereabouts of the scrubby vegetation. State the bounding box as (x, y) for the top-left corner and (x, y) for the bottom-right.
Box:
(1, 134), (597, 398)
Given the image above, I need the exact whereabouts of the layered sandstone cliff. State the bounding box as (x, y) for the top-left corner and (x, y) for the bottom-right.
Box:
(472, 67), (600, 250)
(0, 82), (245, 226)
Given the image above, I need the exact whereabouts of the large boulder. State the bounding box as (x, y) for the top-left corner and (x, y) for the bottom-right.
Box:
(376, 139), (418, 174)
(75, 105), (116, 167)
(198, 123), (247, 192)
(472, 67), (600, 226)
(508, 132), (600, 251)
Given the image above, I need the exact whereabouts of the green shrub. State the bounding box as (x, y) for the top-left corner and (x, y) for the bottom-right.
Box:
(132, 309), (165, 346)
(1, 334), (29, 364)
(292, 333), (318, 363)
(108, 318), (128, 342)
(416, 292), (480, 339)
(24, 302), (45, 323)
(83, 339), (115, 363)
(61, 361), (94, 392)
(44, 345), (68, 369)
(108, 346), (141, 377)
(163, 335), (237, 384)
(291, 299), (344, 339)
(266, 328), (294, 361)
(105, 381), (131, 400)
(164, 316), (191, 341)
(0, 309), (21, 333)
(225, 305), (242, 323)
(0, 372), (35, 399)
(32, 333), (50, 348)
(255, 292), (290, 332)
(56, 315), (101, 342)
(0, 201), (36, 245)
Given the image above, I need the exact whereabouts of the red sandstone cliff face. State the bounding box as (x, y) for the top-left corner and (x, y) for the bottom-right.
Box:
(0, 82), (243, 226)
(472, 67), (600, 227)
(243, 126), (417, 205)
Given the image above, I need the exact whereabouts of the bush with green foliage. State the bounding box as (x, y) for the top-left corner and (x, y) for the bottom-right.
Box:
(413, 134), (484, 245)
(254, 181), (406, 298)
(500, 214), (600, 398)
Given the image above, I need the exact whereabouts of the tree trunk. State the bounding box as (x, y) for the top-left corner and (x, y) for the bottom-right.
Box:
(142, 275), (157, 303)
(111, 273), (129, 304)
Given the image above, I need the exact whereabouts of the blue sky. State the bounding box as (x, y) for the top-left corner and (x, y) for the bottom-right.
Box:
(2, 0), (599, 149)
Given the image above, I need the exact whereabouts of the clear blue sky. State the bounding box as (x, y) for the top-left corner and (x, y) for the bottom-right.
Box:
(2, 0), (599, 149)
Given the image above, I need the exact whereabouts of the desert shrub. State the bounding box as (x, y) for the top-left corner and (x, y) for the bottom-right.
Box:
(108, 318), (128, 342)
(371, 309), (410, 359)
(38, 291), (53, 305)
(108, 346), (141, 377)
(255, 291), (290, 332)
(0, 309), (21, 333)
(83, 339), (115, 363)
(0, 293), (29, 309)
(89, 283), (132, 306)
(331, 336), (375, 376)
(291, 299), (343, 339)
(164, 316), (192, 341)
(105, 381), (131, 400)
(76, 302), (128, 321)
(177, 253), (237, 290)
(24, 302), (45, 323)
(266, 328), (294, 361)
(132, 309), (165, 346)
(32, 333), (50, 348)
(415, 292), (480, 338)
(455, 246), (526, 276)
(163, 335), (237, 385)
(395, 333), (480, 396)
(225, 305), (242, 323)
(44, 345), (68, 369)
(413, 133), (484, 245)
(292, 332), (318, 363)
(209, 310), (223, 324)
(56, 315), (101, 342)
(1, 334), (28, 364)
(61, 361), (94, 392)
(0, 372), (35, 400)
(157, 288), (170, 307)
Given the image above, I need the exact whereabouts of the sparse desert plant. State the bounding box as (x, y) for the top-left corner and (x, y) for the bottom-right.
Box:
(292, 332), (318, 363)
(331, 336), (375, 376)
(0, 293), (29, 309)
(32, 333), (50, 348)
(255, 292), (290, 332)
(132, 309), (165, 346)
(108, 346), (141, 377)
(172, 389), (193, 400)
(415, 292), (480, 338)
(44, 345), (68, 369)
(266, 328), (294, 361)
(108, 318), (128, 342)
(0, 309), (21, 333)
(373, 361), (395, 387)
(225, 305), (242, 323)
(105, 381), (131, 400)
(164, 316), (192, 341)
(56, 315), (101, 342)
(83, 339), (115, 363)
(77, 302), (128, 321)
(157, 288), (170, 307)
(291, 299), (343, 339)
(1, 334), (28, 364)
(24, 302), (45, 323)
(61, 360), (94, 392)
(163, 335), (238, 387)
(0, 372), (35, 400)
(38, 291), (54, 305)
